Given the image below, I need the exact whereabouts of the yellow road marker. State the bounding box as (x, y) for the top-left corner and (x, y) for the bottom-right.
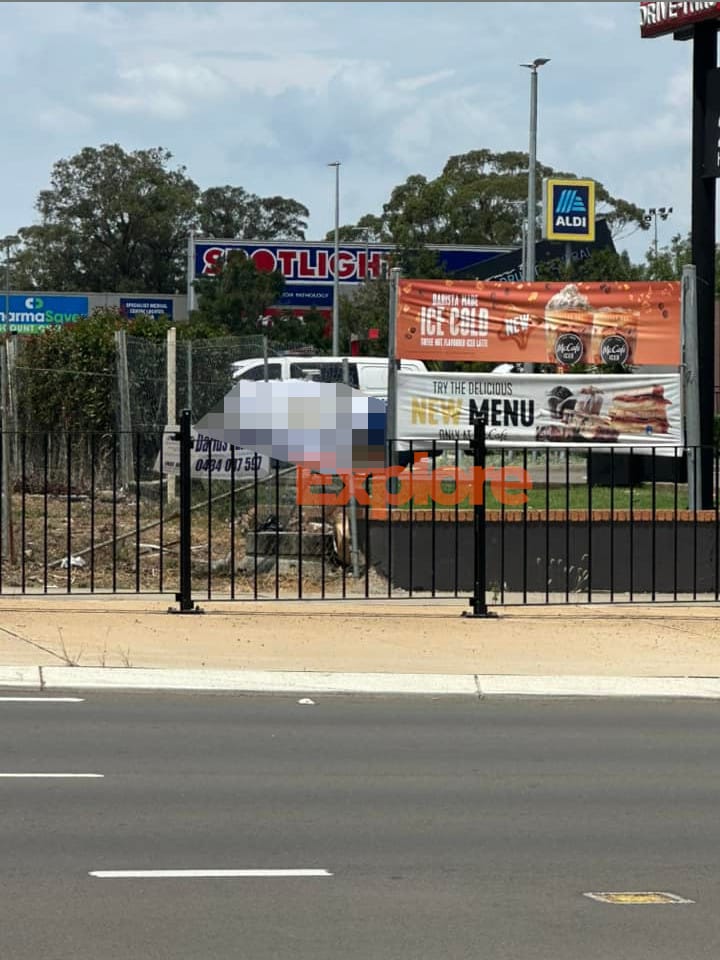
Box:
(583, 891), (694, 905)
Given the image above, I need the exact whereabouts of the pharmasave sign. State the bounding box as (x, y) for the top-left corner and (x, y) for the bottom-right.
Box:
(397, 371), (683, 449)
(0, 295), (89, 333)
(395, 280), (680, 366)
(640, 1), (720, 38)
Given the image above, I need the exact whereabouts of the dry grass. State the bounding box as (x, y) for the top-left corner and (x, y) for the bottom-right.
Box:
(0, 487), (389, 600)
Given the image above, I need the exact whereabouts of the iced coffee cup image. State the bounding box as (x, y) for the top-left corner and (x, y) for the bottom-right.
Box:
(544, 284), (593, 366)
(590, 308), (639, 366)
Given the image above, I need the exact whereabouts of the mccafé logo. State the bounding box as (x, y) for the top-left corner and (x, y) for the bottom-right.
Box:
(200, 245), (385, 282)
(296, 456), (532, 507)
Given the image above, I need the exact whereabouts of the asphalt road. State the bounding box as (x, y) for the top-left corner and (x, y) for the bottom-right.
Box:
(1, 691), (719, 959)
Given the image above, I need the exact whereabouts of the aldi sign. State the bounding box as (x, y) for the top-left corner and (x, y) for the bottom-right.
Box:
(543, 179), (596, 243)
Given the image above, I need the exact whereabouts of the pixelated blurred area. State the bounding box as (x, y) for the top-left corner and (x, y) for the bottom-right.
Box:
(195, 378), (387, 473)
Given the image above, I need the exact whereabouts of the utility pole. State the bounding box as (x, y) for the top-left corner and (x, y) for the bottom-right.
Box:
(328, 161), (341, 355)
(521, 58), (550, 283)
(644, 206), (673, 259)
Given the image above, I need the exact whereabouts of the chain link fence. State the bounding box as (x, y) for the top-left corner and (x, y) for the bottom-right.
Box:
(3, 330), (319, 490)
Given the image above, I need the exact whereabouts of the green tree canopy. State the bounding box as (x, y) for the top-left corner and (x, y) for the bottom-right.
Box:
(268, 308), (329, 353)
(537, 248), (647, 284)
(192, 250), (285, 336)
(339, 277), (390, 355)
(10, 145), (310, 294)
(330, 148), (648, 253)
(198, 186), (309, 240)
(14, 145), (199, 294)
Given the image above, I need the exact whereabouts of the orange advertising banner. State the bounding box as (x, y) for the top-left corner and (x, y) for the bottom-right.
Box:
(395, 280), (680, 366)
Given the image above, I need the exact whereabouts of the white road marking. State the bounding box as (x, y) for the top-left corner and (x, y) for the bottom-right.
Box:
(0, 697), (84, 702)
(0, 773), (104, 778)
(584, 891), (694, 904)
(90, 869), (332, 879)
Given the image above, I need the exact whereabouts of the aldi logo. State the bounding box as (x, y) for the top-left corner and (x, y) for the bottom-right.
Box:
(544, 178), (596, 243)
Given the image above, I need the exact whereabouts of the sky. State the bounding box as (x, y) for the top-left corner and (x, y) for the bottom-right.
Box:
(0, 1), (695, 266)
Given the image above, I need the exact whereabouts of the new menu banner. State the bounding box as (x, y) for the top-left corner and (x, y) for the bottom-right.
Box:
(395, 280), (680, 366)
(396, 370), (683, 448)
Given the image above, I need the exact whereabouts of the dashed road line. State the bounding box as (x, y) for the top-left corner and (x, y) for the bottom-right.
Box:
(90, 869), (332, 879)
(0, 773), (104, 779)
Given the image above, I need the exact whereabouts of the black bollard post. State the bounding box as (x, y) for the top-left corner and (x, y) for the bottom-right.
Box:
(169, 409), (202, 614)
(464, 411), (494, 619)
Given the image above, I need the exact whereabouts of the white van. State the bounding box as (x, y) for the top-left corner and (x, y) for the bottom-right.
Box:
(231, 355), (427, 402)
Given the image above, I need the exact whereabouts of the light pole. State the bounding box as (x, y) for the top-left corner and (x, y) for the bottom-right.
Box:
(328, 161), (341, 355)
(2, 235), (18, 337)
(520, 58), (550, 283)
(644, 206), (673, 259)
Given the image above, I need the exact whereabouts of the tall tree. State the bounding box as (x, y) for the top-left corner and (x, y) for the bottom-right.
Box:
(13, 145), (199, 293)
(198, 186), (309, 239)
(337, 148), (649, 253)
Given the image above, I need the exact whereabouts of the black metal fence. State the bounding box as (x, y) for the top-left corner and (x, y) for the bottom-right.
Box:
(1, 413), (719, 607)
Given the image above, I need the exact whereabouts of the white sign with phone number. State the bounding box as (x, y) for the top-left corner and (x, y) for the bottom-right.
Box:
(156, 428), (271, 481)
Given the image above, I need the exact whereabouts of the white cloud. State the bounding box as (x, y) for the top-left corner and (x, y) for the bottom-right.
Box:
(397, 69), (456, 92)
(34, 105), (91, 133)
(0, 1), (703, 263)
(92, 91), (189, 121)
(665, 65), (691, 109)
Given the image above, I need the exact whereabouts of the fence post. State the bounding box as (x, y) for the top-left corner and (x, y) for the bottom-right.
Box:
(169, 408), (201, 614)
(166, 325), (177, 505)
(464, 412), (494, 618)
(0, 339), (15, 565)
(114, 329), (134, 490)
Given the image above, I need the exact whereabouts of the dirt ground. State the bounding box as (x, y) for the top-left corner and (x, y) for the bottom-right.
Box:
(0, 597), (719, 677)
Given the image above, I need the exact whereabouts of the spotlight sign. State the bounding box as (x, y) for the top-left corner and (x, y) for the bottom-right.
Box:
(640, 1), (720, 38)
(543, 179), (596, 243)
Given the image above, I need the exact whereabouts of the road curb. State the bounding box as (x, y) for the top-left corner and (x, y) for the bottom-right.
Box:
(3, 666), (720, 699)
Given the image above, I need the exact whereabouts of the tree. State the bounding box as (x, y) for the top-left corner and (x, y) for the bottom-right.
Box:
(198, 186), (309, 240)
(268, 308), (329, 353)
(339, 277), (391, 355)
(191, 250), (285, 336)
(9, 146), (311, 295)
(644, 233), (694, 282)
(537, 248), (646, 284)
(16, 307), (124, 434)
(14, 145), (199, 294)
(338, 148), (648, 254)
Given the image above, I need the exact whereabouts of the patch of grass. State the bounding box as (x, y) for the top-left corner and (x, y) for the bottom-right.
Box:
(391, 484), (695, 513)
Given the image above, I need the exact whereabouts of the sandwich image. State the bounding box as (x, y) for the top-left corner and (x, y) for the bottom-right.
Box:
(536, 412), (619, 443)
(607, 384), (671, 435)
(568, 413), (619, 442)
(575, 385), (603, 417)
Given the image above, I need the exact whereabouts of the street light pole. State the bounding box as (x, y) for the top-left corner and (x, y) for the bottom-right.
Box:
(328, 161), (341, 355)
(2, 236), (17, 338)
(645, 206), (673, 259)
(520, 58), (550, 283)
(5, 238), (11, 337)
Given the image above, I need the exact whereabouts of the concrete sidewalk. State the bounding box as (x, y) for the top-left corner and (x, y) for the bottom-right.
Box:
(0, 598), (718, 693)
